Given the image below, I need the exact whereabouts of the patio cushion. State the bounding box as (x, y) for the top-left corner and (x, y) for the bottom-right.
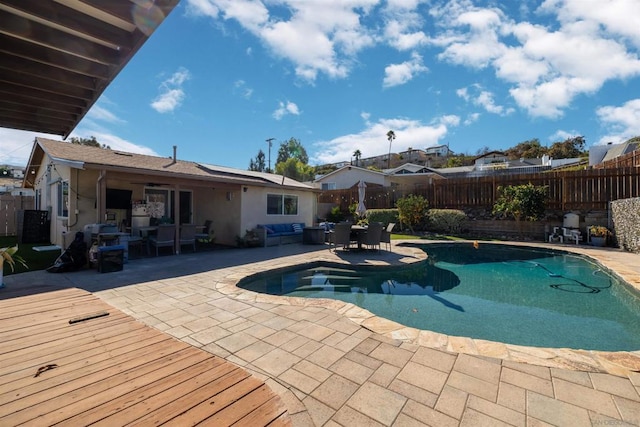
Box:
(292, 223), (303, 233)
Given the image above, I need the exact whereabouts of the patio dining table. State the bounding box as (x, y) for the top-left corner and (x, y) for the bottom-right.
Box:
(350, 225), (368, 250)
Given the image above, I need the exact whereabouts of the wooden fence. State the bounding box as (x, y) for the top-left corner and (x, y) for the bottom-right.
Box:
(318, 167), (640, 212)
(594, 149), (640, 169)
(0, 194), (35, 236)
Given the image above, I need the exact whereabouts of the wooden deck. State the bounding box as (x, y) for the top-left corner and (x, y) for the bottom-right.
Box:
(0, 288), (290, 426)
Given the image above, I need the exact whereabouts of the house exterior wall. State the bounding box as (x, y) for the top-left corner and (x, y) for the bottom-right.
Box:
(315, 168), (387, 190)
(241, 186), (315, 231)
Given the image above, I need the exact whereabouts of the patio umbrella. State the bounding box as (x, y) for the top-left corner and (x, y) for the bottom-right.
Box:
(356, 180), (367, 217)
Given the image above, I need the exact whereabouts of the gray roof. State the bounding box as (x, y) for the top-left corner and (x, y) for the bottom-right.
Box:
(26, 138), (315, 191)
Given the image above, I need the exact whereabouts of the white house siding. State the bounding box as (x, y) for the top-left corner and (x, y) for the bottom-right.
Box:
(315, 167), (387, 190)
(241, 186), (315, 231)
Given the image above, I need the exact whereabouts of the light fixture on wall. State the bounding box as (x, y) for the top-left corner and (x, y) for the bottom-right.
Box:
(243, 187), (247, 192)
(226, 191), (232, 201)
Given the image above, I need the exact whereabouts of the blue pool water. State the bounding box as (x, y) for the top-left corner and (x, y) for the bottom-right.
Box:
(239, 243), (640, 351)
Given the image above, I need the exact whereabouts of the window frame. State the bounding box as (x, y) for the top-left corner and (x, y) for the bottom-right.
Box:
(57, 180), (69, 218)
(267, 193), (298, 216)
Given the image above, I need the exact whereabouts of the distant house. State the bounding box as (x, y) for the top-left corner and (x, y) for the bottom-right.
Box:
(424, 145), (452, 157)
(23, 138), (317, 248)
(590, 138), (640, 166)
(313, 163), (443, 191)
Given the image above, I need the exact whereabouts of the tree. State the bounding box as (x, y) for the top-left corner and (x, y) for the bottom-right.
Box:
(504, 138), (547, 159)
(493, 183), (548, 236)
(547, 136), (586, 159)
(277, 137), (308, 165)
(248, 149), (267, 172)
(275, 158), (315, 182)
(353, 149), (362, 166)
(386, 130), (396, 169)
(69, 136), (110, 149)
(396, 194), (429, 234)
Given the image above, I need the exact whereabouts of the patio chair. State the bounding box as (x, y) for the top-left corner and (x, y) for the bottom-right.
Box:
(361, 222), (383, 252)
(329, 222), (354, 252)
(179, 224), (197, 253)
(561, 227), (583, 245)
(195, 220), (212, 240)
(380, 222), (395, 251)
(148, 224), (175, 256)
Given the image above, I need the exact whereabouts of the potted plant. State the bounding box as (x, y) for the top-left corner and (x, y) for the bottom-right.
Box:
(0, 245), (28, 288)
(589, 225), (610, 247)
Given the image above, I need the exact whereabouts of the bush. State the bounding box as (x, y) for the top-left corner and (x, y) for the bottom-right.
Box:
(366, 209), (399, 227)
(396, 194), (429, 233)
(427, 209), (467, 233)
(326, 206), (347, 223)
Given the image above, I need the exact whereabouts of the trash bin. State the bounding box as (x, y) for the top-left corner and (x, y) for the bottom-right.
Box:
(97, 245), (124, 273)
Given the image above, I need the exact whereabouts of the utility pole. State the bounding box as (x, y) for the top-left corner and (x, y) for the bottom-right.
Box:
(266, 138), (275, 173)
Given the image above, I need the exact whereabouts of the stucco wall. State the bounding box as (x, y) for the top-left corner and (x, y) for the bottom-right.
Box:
(611, 197), (640, 253)
(241, 186), (315, 232)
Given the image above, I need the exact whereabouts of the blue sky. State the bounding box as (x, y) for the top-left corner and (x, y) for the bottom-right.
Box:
(3, 0), (640, 170)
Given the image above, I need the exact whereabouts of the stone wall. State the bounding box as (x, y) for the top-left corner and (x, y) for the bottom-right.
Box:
(611, 197), (640, 253)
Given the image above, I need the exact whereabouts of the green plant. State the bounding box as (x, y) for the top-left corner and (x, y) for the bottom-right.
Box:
(326, 206), (346, 223)
(427, 209), (467, 233)
(396, 194), (429, 234)
(493, 183), (548, 221)
(366, 209), (399, 227)
(1, 245), (28, 272)
(589, 225), (610, 237)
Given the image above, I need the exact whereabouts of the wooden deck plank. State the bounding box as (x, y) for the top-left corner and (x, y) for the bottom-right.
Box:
(0, 315), (149, 367)
(0, 318), (148, 379)
(0, 288), (290, 426)
(0, 310), (128, 355)
(234, 396), (290, 426)
(59, 357), (231, 427)
(0, 331), (172, 393)
(129, 368), (250, 426)
(203, 384), (280, 426)
(164, 375), (265, 426)
(0, 339), (186, 417)
(27, 351), (211, 426)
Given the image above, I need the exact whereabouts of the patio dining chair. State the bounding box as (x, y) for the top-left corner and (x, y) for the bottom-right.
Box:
(361, 222), (383, 252)
(329, 222), (354, 252)
(195, 220), (212, 240)
(148, 224), (175, 256)
(380, 222), (395, 251)
(179, 224), (197, 253)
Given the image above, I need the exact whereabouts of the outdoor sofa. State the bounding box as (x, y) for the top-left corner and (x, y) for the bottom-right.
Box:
(256, 223), (306, 247)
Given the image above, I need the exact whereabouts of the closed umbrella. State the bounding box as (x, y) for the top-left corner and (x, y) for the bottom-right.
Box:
(356, 180), (367, 217)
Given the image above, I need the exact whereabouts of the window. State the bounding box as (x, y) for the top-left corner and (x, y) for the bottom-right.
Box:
(57, 180), (69, 217)
(267, 194), (298, 215)
(321, 182), (336, 190)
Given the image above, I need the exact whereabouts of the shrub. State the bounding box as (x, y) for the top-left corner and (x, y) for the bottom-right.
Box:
(396, 194), (429, 233)
(427, 209), (467, 233)
(326, 206), (346, 223)
(366, 209), (399, 227)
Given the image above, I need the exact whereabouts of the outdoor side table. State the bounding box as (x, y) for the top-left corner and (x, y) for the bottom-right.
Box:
(303, 227), (325, 244)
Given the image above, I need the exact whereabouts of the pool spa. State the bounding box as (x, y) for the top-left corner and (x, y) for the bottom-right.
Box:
(239, 243), (640, 351)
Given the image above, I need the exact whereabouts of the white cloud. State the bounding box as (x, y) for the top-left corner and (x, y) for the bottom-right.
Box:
(86, 105), (125, 123)
(383, 52), (428, 87)
(311, 113), (459, 165)
(431, 0), (640, 118)
(272, 101), (301, 120)
(0, 129), (49, 166)
(234, 80), (253, 99)
(151, 68), (191, 113)
(464, 112), (480, 125)
(596, 99), (640, 144)
(457, 84), (514, 116)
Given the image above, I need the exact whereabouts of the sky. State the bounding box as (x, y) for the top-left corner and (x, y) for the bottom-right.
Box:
(3, 0), (640, 170)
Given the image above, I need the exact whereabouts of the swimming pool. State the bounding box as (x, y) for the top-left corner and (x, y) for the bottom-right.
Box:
(239, 243), (640, 351)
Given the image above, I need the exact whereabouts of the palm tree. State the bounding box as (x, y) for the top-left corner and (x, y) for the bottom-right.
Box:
(386, 130), (396, 169)
(353, 149), (362, 166)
